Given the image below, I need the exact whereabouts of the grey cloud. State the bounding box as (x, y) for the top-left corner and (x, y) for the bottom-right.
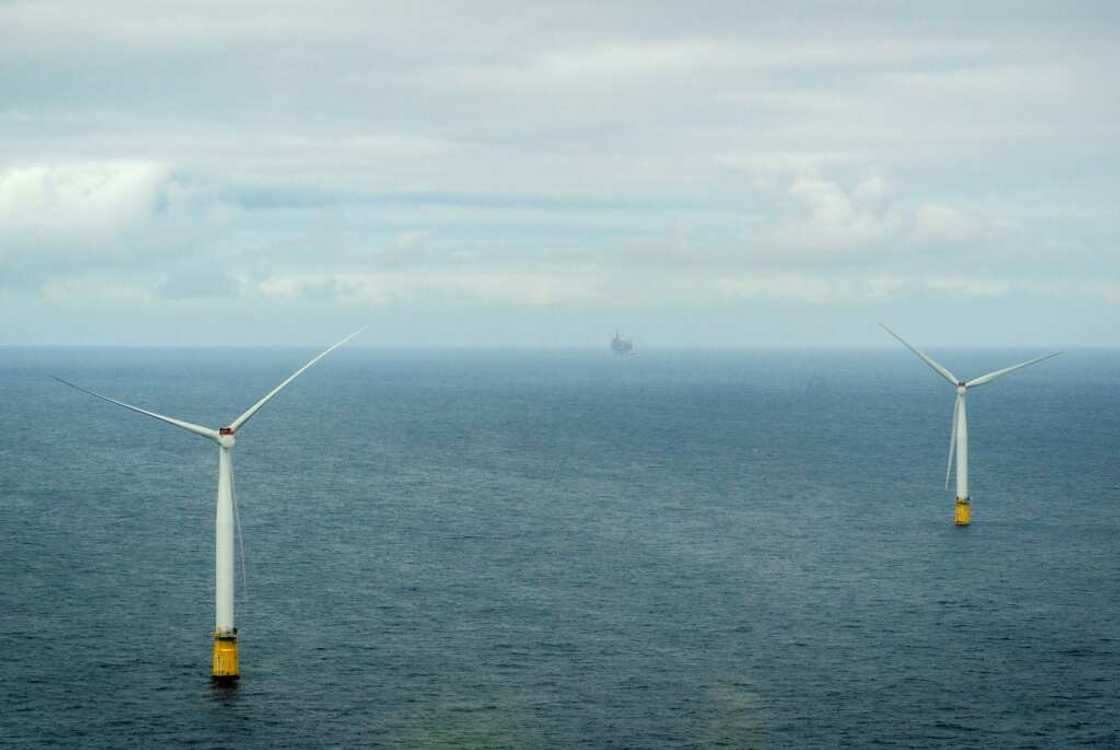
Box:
(157, 271), (243, 300)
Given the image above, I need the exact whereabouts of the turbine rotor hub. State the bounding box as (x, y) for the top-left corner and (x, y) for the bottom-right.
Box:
(218, 427), (236, 448)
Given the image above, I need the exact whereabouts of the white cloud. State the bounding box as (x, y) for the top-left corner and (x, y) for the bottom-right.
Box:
(913, 203), (982, 246)
(772, 174), (902, 253)
(0, 162), (172, 241)
(500, 39), (741, 88)
(715, 152), (865, 191)
(0, 162), (239, 291)
(715, 271), (1118, 306)
(1020, 279), (1120, 304)
(39, 273), (156, 306)
(924, 275), (1010, 298)
(157, 270), (243, 300)
(257, 271), (598, 308)
(717, 273), (908, 305)
(0, 1), (359, 51)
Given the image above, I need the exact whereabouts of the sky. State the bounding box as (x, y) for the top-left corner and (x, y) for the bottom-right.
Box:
(1, 1), (1117, 347)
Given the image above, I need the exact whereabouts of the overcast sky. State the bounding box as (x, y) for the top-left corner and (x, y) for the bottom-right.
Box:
(1, 1), (1117, 347)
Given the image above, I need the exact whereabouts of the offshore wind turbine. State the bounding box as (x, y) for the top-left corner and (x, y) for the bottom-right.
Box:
(53, 330), (362, 680)
(880, 324), (1060, 526)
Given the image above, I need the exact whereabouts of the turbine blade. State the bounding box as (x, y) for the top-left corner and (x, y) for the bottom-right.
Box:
(879, 323), (960, 386)
(227, 328), (363, 432)
(945, 395), (959, 490)
(965, 352), (1062, 388)
(51, 376), (219, 442)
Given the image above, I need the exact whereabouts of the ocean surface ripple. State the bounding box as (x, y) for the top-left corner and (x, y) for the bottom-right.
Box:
(1, 348), (1117, 748)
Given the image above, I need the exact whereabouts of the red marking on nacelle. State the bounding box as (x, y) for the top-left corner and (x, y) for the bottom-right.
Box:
(219, 427), (235, 436)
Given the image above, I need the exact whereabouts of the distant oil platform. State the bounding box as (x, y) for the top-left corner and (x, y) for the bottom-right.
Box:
(611, 331), (634, 355)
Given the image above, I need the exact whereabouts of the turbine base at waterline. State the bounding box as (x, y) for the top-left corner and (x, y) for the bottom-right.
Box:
(954, 498), (971, 526)
(212, 630), (240, 681)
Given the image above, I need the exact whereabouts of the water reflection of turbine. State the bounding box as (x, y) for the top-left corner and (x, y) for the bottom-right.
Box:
(54, 330), (362, 680)
(880, 324), (1060, 526)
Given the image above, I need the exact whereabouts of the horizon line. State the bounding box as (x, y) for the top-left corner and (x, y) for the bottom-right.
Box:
(0, 343), (1105, 351)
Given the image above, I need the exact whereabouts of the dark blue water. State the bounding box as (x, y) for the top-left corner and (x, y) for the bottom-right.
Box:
(1, 348), (1118, 748)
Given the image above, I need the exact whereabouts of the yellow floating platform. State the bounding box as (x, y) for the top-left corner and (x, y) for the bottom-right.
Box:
(954, 498), (971, 527)
(212, 631), (240, 680)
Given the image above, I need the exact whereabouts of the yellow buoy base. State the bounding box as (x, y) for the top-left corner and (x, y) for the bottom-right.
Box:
(212, 632), (240, 680)
(954, 498), (971, 526)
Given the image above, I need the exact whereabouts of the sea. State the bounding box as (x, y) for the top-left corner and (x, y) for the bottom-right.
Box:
(1, 347), (1117, 748)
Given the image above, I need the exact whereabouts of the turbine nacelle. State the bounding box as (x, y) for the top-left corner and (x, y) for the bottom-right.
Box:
(217, 427), (236, 449)
(956, 383), (967, 394)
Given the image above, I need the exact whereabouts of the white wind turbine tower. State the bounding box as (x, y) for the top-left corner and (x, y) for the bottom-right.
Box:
(880, 324), (1060, 526)
(54, 330), (362, 680)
